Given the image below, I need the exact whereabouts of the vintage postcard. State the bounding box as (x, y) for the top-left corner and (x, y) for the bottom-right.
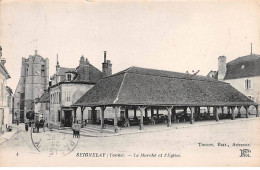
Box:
(0, 0), (260, 167)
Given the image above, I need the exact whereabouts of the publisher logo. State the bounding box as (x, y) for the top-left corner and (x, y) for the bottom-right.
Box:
(240, 149), (251, 157)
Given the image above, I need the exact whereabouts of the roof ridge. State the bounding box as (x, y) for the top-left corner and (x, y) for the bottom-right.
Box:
(113, 72), (127, 104)
(128, 66), (223, 84)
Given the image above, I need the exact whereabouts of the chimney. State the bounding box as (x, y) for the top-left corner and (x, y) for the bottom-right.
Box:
(104, 51), (107, 62)
(56, 54), (60, 72)
(102, 51), (112, 77)
(218, 56), (227, 81)
(79, 55), (86, 65)
(250, 43), (253, 55)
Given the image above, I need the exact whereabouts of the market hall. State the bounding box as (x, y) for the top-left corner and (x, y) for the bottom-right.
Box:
(73, 67), (258, 133)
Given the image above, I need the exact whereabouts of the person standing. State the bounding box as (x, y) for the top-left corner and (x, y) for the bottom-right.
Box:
(75, 121), (80, 138)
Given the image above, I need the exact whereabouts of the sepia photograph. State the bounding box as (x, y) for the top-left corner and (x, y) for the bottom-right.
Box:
(0, 0), (260, 167)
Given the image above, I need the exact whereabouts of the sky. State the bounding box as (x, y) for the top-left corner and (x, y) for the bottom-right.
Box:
(1, 0), (260, 91)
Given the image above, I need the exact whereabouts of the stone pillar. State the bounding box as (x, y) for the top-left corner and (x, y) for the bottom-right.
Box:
(166, 107), (172, 127)
(237, 106), (241, 118)
(231, 107), (235, 120)
(190, 107), (194, 124)
(245, 106), (249, 118)
(138, 106), (145, 130)
(256, 105), (259, 117)
(100, 106), (105, 132)
(113, 106), (119, 133)
(215, 107), (219, 122)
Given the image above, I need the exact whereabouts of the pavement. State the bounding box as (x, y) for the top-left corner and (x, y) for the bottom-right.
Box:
(0, 124), (20, 145)
(53, 115), (260, 137)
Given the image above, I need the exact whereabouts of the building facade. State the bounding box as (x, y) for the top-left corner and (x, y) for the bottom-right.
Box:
(13, 50), (49, 123)
(49, 52), (112, 128)
(0, 46), (11, 133)
(208, 53), (260, 113)
(35, 90), (50, 124)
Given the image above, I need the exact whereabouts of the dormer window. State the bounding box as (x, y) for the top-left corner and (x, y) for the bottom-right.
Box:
(67, 74), (72, 81)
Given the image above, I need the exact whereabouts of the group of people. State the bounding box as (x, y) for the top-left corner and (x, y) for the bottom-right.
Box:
(24, 118), (45, 133)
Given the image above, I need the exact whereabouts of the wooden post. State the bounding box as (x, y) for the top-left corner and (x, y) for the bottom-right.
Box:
(231, 107), (235, 120)
(73, 107), (77, 123)
(166, 106), (173, 127)
(134, 108), (137, 118)
(100, 106), (105, 132)
(145, 108), (148, 118)
(151, 108), (155, 125)
(215, 107), (219, 122)
(221, 107), (224, 118)
(172, 107), (176, 123)
(81, 107), (85, 128)
(189, 107), (194, 124)
(184, 107), (187, 122)
(207, 106), (210, 118)
(124, 107), (130, 127)
(113, 106), (119, 133)
(138, 106), (145, 130)
(237, 106), (241, 118)
(245, 106), (249, 118)
(256, 105), (259, 117)
(157, 108), (159, 119)
(91, 107), (96, 124)
(197, 107), (201, 121)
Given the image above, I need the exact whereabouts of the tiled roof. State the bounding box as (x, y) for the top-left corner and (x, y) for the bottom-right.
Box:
(73, 64), (103, 83)
(225, 54), (260, 80)
(57, 67), (74, 76)
(73, 67), (256, 107)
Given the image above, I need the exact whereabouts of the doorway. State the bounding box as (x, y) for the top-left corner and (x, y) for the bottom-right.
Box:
(64, 110), (72, 127)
